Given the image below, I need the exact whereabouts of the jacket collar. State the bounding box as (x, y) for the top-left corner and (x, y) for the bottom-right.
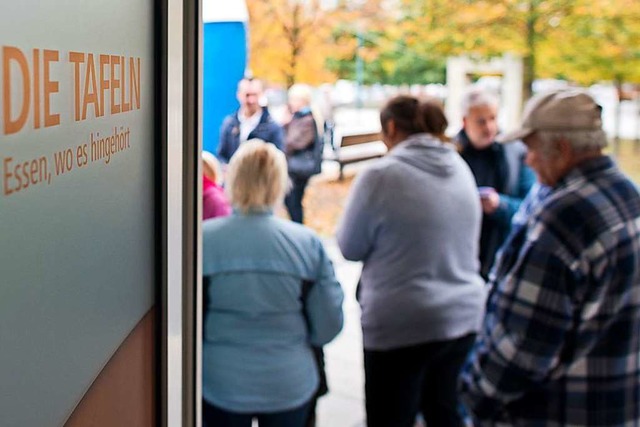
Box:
(233, 107), (273, 126)
(456, 129), (501, 153)
(556, 155), (614, 189)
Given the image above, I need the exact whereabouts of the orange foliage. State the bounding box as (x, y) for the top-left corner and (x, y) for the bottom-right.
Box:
(246, 0), (342, 86)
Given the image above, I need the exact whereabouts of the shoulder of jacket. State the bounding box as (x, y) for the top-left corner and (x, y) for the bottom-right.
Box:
(355, 160), (393, 186)
(221, 114), (238, 126)
(259, 108), (274, 122)
(275, 216), (322, 244)
(260, 112), (282, 128)
(202, 215), (232, 235)
(291, 113), (316, 127)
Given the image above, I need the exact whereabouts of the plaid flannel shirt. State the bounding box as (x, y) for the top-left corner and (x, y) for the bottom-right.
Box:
(461, 156), (640, 426)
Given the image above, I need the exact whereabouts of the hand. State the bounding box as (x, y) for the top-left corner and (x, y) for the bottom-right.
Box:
(480, 189), (500, 214)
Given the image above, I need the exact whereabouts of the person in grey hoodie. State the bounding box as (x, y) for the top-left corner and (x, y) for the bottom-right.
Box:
(337, 96), (485, 427)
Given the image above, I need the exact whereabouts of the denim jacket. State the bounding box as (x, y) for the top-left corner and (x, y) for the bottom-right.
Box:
(217, 108), (284, 163)
(202, 210), (344, 412)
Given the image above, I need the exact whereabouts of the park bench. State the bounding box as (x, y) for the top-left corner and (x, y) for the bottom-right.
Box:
(324, 130), (387, 180)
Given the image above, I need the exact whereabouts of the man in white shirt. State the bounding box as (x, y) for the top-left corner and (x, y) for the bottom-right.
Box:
(217, 78), (284, 163)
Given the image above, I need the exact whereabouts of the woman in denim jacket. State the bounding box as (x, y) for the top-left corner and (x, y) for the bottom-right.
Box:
(202, 139), (344, 427)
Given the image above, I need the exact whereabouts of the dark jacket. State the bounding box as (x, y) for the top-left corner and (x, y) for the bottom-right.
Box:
(217, 108), (284, 163)
(284, 109), (317, 154)
(284, 108), (323, 178)
(455, 130), (535, 279)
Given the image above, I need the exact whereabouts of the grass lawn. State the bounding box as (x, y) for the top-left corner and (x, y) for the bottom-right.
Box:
(613, 138), (640, 184)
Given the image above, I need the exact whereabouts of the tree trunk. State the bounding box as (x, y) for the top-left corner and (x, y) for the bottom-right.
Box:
(613, 78), (623, 156)
(635, 94), (640, 153)
(522, 54), (534, 103)
(523, 0), (537, 102)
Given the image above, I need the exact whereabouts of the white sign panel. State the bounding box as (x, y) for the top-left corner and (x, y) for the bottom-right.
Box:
(0, 1), (156, 425)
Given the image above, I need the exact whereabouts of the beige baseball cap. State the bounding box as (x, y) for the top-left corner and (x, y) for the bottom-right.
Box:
(496, 89), (603, 143)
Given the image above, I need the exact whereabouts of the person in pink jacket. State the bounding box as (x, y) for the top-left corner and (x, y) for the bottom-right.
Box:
(202, 151), (231, 220)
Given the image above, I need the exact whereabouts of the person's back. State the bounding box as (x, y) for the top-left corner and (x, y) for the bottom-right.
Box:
(283, 83), (321, 224)
(202, 140), (343, 426)
(494, 157), (640, 424)
(346, 139), (485, 348)
(461, 88), (640, 426)
(337, 96), (485, 427)
(203, 214), (341, 411)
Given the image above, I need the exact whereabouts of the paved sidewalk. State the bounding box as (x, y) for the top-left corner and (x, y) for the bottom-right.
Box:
(316, 238), (366, 427)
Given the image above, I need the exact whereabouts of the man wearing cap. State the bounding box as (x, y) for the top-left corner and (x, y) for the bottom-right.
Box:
(460, 89), (640, 426)
(455, 88), (535, 280)
(218, 77), (284, 164)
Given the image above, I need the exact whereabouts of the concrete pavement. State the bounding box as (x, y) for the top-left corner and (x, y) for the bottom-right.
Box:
(316, 239), (366, 427)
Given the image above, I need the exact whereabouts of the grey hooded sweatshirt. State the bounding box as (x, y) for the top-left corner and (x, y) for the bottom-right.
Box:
(337, 133), (486, 350)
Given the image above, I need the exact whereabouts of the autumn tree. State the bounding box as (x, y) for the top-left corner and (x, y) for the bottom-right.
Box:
(246, 0), (640, 104)
(556, 0), (640, 86)
(326, 0), (579, 94)
(325, 0), (399, 84)
(246, 0), (340, 87)
(372, 0), (468, 84)
(556, 0), (640, 146)
(383, 0), (578, 100)
(372, 0), (639, 100)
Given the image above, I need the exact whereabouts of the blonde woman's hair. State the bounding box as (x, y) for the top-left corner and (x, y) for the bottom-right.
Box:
(202, 150), (222, 184)
(225, 139), (289, 213)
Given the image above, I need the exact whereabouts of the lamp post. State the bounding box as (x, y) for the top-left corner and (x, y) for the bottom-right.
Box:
(352, 0), (366, 110)
(355, 27), (364, 109)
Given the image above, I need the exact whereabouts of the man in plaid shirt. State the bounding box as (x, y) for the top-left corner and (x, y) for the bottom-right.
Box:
(460, 89), (640, 426)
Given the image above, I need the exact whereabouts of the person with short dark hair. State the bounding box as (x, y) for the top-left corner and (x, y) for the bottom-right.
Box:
(337, 96), (485, 427)
(217, 78), (284, 163)
(460, 89), (640, 426)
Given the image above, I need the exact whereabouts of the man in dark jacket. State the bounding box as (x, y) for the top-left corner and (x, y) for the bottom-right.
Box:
(217, 77), (283, 163)
(455, 88), (535, 280)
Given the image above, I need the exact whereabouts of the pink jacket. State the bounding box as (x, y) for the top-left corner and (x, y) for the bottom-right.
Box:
(203, 176), (231, 220)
